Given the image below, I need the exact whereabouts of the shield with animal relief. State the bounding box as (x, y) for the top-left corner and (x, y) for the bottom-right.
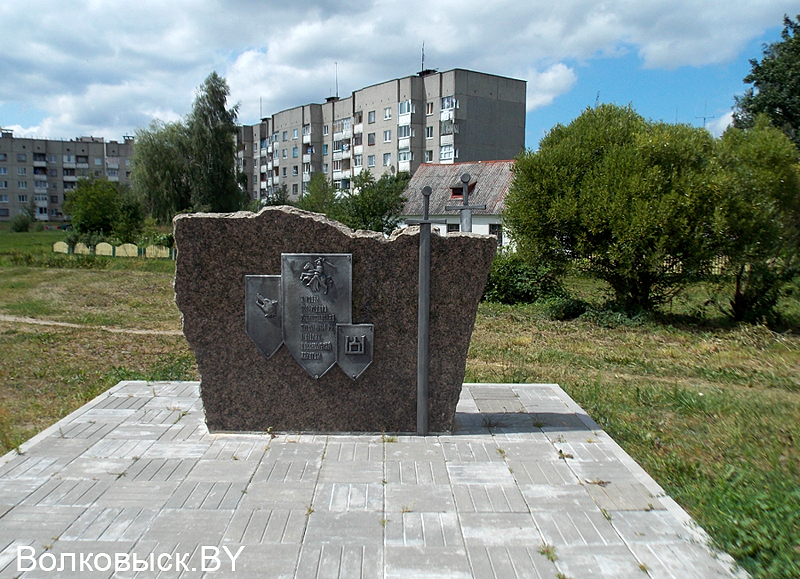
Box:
(281, 254), (352, 378)
(245, 275), (283, 360)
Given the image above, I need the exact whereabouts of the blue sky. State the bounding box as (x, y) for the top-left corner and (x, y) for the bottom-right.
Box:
(0, 1), (794, 149)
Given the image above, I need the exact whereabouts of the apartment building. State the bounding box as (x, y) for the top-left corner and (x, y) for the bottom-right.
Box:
(238, 68), (526, 202)
(0, 130), (134, 222)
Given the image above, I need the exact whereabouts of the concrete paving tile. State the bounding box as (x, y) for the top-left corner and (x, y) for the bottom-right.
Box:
(0, 454), (59, 479)
(84, 439), (155, 460)
(0, 537), (45, 578)
(474, 398), (526, 413)
(140, 509), (233, 544)
(0, 478), (45, 505)
(62, 507), (158, 542)
(318, 460), (383, 484)
(452, 484), (529, 513)
(532, 508), (624, 547)
(610, 510), (701, 545)
(442, 441), (505, 463)
(93, 480), (180, 509)
(303, 511), (385, 545)
(384, 512), (462, 547)
(554, 544), (648, 579)
(253, 460), (321, 483)
(158, 423), (208, 443)
(104, 424), (171, 440)
(467, 545), (560, 579)
(30, 540), (137, 579)
(385, 546), (471, 579)
(315, 482), (383, 512)
(140, 441), (210, 460)
(183, 459), (259, 482)
(164, 480), (246, 510)
(324, 441), (383, 462)
(520, 484), (598, 512)
(629, 541), (744, 579)
(494, 441), (559, 461)
(385, 460), (450, 485)
(124, 457), (198, 482)
(17, 437), (94, 462)
(384, 441), (444, 462)
(469, 386), (520, 400)
(56, 457), (133, 480)
(550, 441), (618, 462)
(385, 484), (454, 513)
(201, 438), (268, 461)
(55, 421), (116, 441)
(0, 505), (85, 537)
(264, 441), (326, 462)
(459, 513), (542, 547)
(568, 461), (643, 485)
(239, 481), (316, 510)
(506, 459), (577, 485)
(297, 543), (382, 579)
(223, 509), (307, 544)
(95, 395), (150, 411)
(584, 482), (665, 511)
(20, 477), (112, 507)
(447, 462), (516, 485)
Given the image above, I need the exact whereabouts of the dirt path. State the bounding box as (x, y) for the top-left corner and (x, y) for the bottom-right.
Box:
(0, 314), (183, 336)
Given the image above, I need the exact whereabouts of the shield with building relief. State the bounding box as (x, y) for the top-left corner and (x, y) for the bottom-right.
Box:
(337, 324), (374, 380)
(245, 275), (283, 360)
(281, 254), (352, 379)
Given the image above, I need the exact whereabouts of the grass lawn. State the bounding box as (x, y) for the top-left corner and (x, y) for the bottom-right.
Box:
(0, 228), (798, 577)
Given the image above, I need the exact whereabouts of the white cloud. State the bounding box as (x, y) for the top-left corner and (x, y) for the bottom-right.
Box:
(707, 110), (735, 138)
(0, 0), (794, 137)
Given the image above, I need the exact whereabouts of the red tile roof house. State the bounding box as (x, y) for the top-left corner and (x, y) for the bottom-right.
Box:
(399, 160), (512, 246)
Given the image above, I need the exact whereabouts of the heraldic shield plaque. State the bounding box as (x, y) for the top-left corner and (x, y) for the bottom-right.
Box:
(245, 253), (373, 380)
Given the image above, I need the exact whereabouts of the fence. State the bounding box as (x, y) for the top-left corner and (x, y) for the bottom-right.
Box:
(52, 241), (176, 260)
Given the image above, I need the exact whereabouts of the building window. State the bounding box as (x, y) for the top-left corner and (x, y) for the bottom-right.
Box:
(323, 144), (328, 156)
(332, 160), (342, 172)
(368, 111), (375, 124)
(282, 167), (287, 177)
(302, 125), (311, 137)
(18, 194), (28, 202)
(107, 169), (119, 177)
(76, 155), (88, 164)
(489, 224), (503, 246)
(282, 131), (288, 141)
(367, 155), (375, 168)
(292, 184), (298, 195)
(50, 195), (58, 204)
(292, 166), (299, 176)
(50, 182), (58, 189)
(34, 180), (48, 189)
(47, 155), (58, 163)
(0, 182), (6, 189)
(63, 168), (76, 176)
(399, 100), (414, 115)
(48, 168), (57, 176)
(0, 194), (7, 201)
(441, 95), (457, 110)
(354, 154), (362, 167)
(383, 153), (391, 166)
(367, 133), (375, 146)
(426, 102), (434, 115)
(426, 126), (434, 139)
(447, 223), (460, 233)
(323, 125), (329, 136)
(440, 145), (454, 161)
(333, 140), (342, 152)
(18, 182), (27, 190)
(354, 111), (363, 124)
(17, 153), (27, 162)
(35, 193), (47, 202)
(352, 133), (362, 146)
(398, 149), (412, 162)
(383, 130), (391, 143)
(323, 163), (328, 174)
(282, 149), (287, 159)
(63, 155), (74, 163)
(292, 146), (298, 158)
(0, 209), (8, 217)
(293, 128), (298, 139)
(63, 182), (76, 190)
(0, 153), (7, 161)
(397, 125), (412, 139)
(383, 107), (392, 120)
(17, 167), (27, 176)
(0, 168), (5, 175)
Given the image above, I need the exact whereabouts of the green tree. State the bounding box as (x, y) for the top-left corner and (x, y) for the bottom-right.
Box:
(131, 72), (246, 221)
(262, 183), (294, 206)
(712, 117), (800, 321)
(296, 172), (341, 216)
(733, 14), (800, 148)
(132, 120), (192, 222)
(185, 72), (246, 213)
(63, 178), (121, 236)
(505, 104), (717, 311)
(112, 185), (145, 244)
(339, 170), (409, 234)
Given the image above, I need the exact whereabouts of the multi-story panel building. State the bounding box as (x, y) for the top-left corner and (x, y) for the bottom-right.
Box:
(238, 68), (526, 203)
(0, 130), (134, 222)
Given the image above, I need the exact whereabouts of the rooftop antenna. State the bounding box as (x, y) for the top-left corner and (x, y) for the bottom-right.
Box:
(335, 62), (339, 99)
(260, 97), (262, 120)
(696, 101), (715, 127)
(422, 42), (425, 72)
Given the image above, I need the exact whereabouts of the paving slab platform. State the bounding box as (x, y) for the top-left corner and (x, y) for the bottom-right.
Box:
(0, 381), (747, 579)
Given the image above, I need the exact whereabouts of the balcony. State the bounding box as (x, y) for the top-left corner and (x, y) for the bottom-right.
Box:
(33, 161), (47, 168)
(63, 175), (78, 182)
(440, 134), (454, 146)
(77, 163), (89, 169)
(342, 169), (351, 179)
(303, 134), (311, 144)
(341, 148), (351, 159)
(440, 109), (454, 122)
(399, 160), (411, 172)
(260, 164), (268, 173)
(63, 162), (76, 169)
(273, 158), (279, 166)
(333, 170), (343, 180)
(353, 123), (363, 134)
(333, 151), (343, 162)
(268, 161), (273, 170)
(354, 145), (363, 156)
(398, 138), (411, 150)
(302, 172), (312, 183)
(302, 154), (311, 163)
(399, 112), (412, 126)
(267, 177), (273, 187)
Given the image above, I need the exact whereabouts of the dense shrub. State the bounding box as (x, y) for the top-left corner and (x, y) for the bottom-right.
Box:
(9, 213), (31, 233)
(483, 251), (563, 304)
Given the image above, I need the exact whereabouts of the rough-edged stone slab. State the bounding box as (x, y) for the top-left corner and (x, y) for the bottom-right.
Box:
(173, 207), (495, 433)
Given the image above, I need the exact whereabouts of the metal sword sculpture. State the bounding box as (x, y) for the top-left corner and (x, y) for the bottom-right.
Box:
(406, 186), (447, 435)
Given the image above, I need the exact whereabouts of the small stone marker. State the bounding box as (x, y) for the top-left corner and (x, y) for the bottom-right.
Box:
(174, 207), (495, 433)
